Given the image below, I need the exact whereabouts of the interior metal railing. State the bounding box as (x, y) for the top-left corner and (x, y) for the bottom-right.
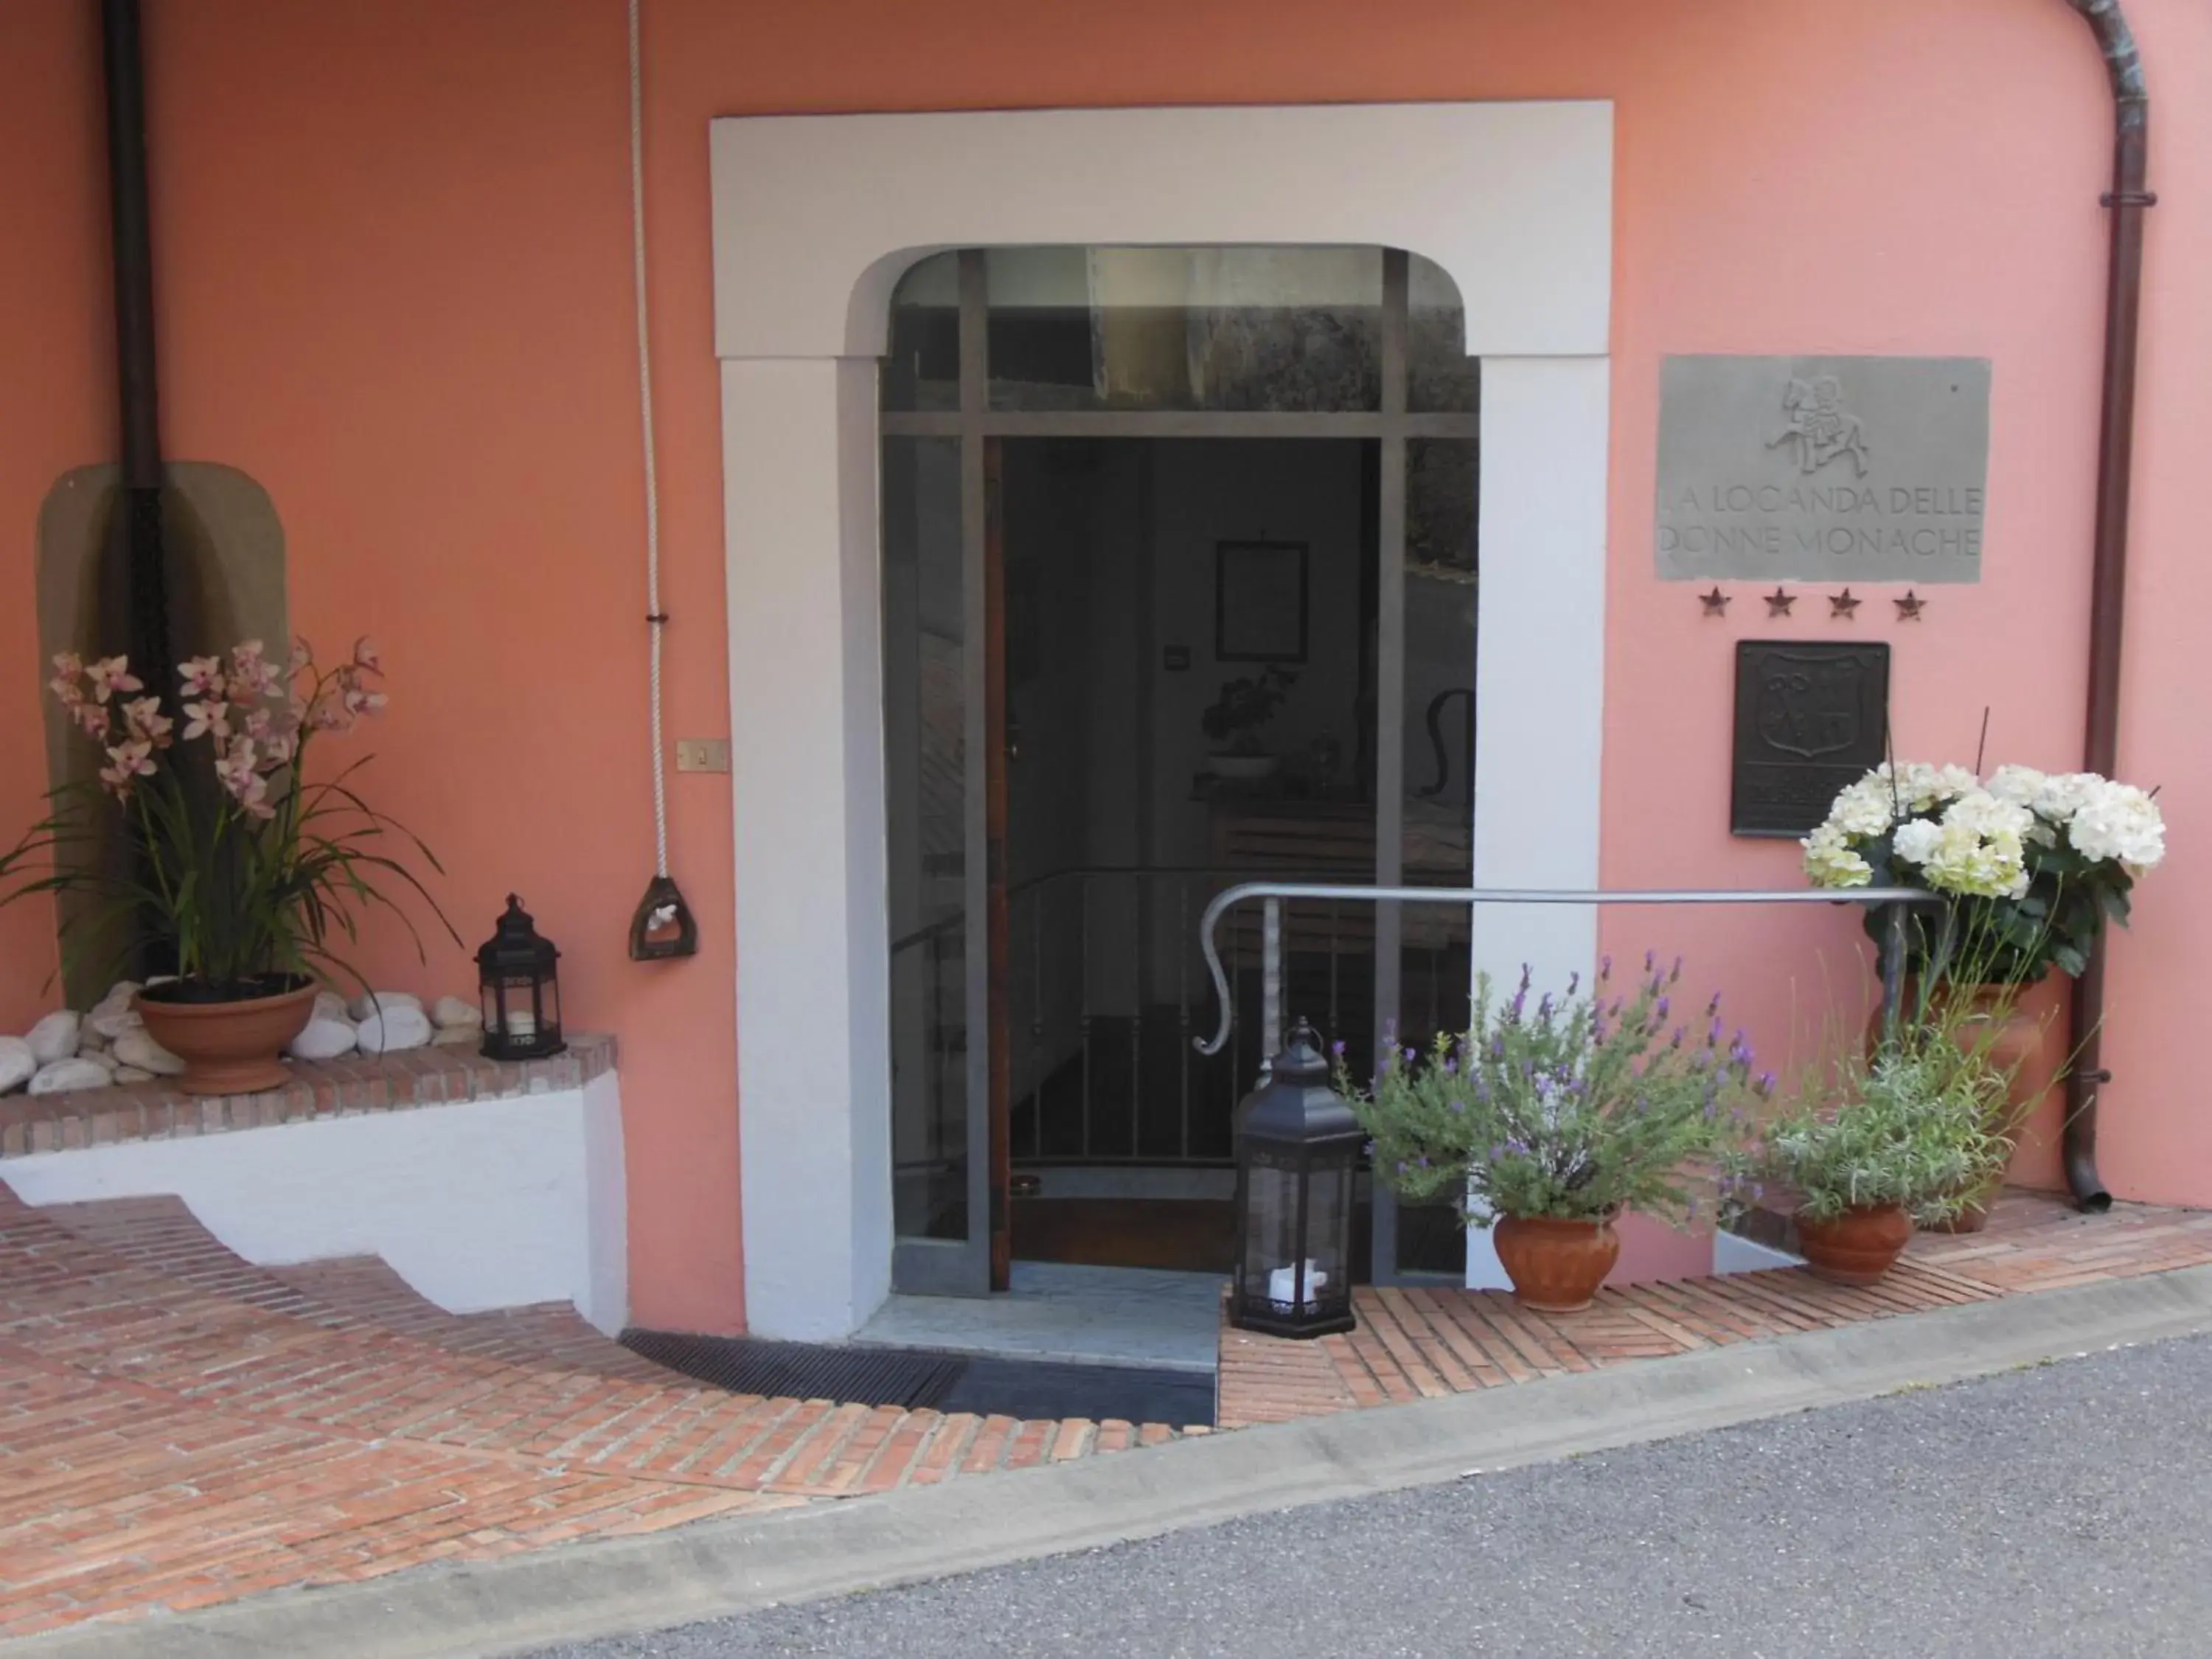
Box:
(889, 864), (1477, 1168)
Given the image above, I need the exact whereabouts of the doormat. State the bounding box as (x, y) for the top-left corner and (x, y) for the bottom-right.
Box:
(621, 1331), (966, 1409)
(621, 1331), (1217, 1426)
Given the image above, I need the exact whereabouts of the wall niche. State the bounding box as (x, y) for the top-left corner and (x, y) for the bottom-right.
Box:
(34, 464), (288, 1007)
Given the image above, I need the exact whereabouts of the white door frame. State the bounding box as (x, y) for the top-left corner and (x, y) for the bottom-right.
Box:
(712, 102), (1613, 1339)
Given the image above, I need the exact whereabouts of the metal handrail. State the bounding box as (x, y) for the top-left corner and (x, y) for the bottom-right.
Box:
(1193, 883), (1943, 1062)
(888, 862), (1389, 956)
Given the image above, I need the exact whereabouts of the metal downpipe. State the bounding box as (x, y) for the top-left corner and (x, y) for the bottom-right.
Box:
(2059, 0), (2152, 1214)
(99, 0), (172, 684)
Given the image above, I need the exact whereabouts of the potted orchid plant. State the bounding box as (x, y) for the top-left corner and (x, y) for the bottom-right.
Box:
(15, 638), (456, 1094)
(1201, 666), (1298, 782)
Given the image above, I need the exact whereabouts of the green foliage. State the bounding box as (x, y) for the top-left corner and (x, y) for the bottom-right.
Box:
(10, 641), (458, 998)
(1200, 666), (1297, 751)
(1728, 1015), (2014, 1225)
(1338, 955), (1763, 1228)
(1857, 835), (2124, 987)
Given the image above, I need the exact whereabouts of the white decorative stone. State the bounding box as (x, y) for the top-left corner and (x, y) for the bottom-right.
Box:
(112, 1066), (156, 1084)
(103, 980), (143, 1004)
(29, 1058), (111, 1095)
(431, 995), (482, 1030)
(349, 990), (423, 1023)
(432, 1024), (480, 1047)
(77, 1026), (109, 1054)
(83, 1048), (119, 1074)
(355, 1005), (433, 1055)
(86, 1002), (143, 1042)
(112, 1028), (187, 1077)
(288, 1016), (360, 1061)
(0, 1037), (33, 1096)
(313, 990), (350, 1023)
(27, 1012), (80, 1065)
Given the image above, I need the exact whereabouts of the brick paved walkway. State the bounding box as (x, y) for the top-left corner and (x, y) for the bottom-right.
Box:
(0, 1188), (1182, 1643)
(2, 1186), (2205, 1644)
(1217, 1192), (2212, 1427)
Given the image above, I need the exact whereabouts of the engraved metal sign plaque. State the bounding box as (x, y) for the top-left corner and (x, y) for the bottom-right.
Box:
(1659, 356), (1989, 583)
(1731, 640), (1891, 838)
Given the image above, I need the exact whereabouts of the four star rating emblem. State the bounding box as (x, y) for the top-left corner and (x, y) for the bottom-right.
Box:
(1693, 586), (1927, 621)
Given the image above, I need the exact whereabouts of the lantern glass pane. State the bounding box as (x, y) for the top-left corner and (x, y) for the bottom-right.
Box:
(499, 976), (541, 1042)
(1239, 1158), (1309, 1310)
(540, 975), (561, 1034)
(1306, 1157), (1354, 1303)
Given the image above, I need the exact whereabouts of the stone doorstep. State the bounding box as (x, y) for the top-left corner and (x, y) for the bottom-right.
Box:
(0, 1032), (617, 1158)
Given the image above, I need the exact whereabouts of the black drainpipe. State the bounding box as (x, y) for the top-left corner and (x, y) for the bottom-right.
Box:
(2060, 0), (2152, 1214)
(99, 0), (178, 982)
(100, 0), (173, 690)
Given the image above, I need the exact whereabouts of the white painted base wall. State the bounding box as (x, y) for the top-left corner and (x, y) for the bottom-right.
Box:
(0, 1073), (630, 1335)
(1464, 1218), (1805, 1290)
(1714, 1229), (1805, 1273)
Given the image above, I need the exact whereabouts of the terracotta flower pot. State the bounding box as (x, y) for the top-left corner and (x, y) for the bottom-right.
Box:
(1868, 980), (2067, 1233)
(1796, 1204), (1913, 1286)
(136, 980), (317, 1096)
(1492, 1214), (1621, 1313)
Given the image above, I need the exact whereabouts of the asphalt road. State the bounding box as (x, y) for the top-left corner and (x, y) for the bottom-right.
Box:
(530, 1332), (2212, 1658)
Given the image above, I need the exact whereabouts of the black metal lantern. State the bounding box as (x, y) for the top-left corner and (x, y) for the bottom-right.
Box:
(1230, 1020), (1363, 1339)
(477, 894), (565, 1060)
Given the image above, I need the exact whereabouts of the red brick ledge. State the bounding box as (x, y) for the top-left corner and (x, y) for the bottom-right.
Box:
(0, 1032), (616, 1159)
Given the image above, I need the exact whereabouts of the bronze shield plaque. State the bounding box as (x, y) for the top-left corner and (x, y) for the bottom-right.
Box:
(1731, 641), (1891, 837)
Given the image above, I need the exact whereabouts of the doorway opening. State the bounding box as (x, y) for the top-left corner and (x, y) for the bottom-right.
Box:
(877, 246), (1479, 1358)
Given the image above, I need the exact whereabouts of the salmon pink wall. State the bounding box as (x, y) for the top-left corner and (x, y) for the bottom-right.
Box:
(3, 0), (2207, 1334)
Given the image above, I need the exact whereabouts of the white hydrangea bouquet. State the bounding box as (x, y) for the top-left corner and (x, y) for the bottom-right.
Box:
(1803, 761), (2164, 984)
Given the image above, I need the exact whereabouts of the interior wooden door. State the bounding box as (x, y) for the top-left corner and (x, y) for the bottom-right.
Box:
(984, 436), (1013, 1292)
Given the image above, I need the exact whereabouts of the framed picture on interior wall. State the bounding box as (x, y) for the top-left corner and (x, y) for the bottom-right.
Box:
(1214, 540), (1309, 664)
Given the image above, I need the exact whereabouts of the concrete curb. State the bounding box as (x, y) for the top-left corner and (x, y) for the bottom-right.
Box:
(25, 1262), (2212, 1659)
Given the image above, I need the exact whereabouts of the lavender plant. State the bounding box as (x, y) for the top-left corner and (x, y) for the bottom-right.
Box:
(1338, 954), (1765, 1228)
(1725, 1032), (2012, 1226)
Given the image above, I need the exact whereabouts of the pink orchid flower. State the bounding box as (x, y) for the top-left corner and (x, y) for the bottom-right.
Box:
(86, 656), (142, 704)
(226, 639), (281, 704)
(213, 737), (260, 800)
(122, 697), (174, 747)
(352, 636), (383, 675)
(47, 653), (86, 706)
(235, 771), (275, 819)
(181, 699), (231, 742)
(98, 738), (156, 797)
(178, 655), (224, 698)
(74, 700), (113, 740)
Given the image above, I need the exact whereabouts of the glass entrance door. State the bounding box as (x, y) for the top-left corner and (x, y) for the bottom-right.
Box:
(880, 246), (1480, 1295)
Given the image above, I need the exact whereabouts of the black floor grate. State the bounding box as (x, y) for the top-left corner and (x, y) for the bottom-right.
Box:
(621, 1331), (966, 1409)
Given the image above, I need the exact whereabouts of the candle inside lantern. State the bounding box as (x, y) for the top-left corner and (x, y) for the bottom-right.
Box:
(1268, 1260), (1327, 1310)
